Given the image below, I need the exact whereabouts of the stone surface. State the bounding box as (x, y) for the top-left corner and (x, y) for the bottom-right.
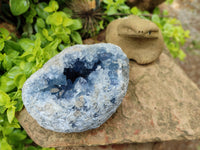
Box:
(18, 53), (200, 147)
(57, 143), (154, 150)
(57, 140), (200, 150)
(127, 0), (166, 11)
(22, 43), (129, 133)
(106, 15), (164, 64)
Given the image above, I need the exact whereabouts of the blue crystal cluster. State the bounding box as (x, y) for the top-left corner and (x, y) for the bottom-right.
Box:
(22, 43), (129, 133)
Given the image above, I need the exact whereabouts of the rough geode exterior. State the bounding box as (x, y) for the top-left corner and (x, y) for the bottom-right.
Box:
(22, 43), (129, 133)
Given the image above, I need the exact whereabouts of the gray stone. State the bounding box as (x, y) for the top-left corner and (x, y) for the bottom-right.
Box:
(22, 43), (129, 133)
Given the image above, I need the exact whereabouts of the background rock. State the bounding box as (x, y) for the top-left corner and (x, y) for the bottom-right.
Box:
(126, 0), (166, 11)
(17, 52), (200, 148)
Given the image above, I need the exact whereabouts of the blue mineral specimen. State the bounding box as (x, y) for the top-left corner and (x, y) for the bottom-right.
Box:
(22, 43), (129, 133)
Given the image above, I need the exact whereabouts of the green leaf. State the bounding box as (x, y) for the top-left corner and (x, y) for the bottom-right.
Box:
(44, 6), (54, 13)
(10, 0), (30, 16)
(44, 0), (59, 12)
(0, 39), (5, 51)
(14, 74), (26, 89)
(151, 14), (160, 25)
(5, 101), (17, 109)
(36, 18), (45, 28)
(163, 10), (169, 16)
(0, 76), (16, 93)
(8, 129), (27, 142)
(7, 107), (15, 123)
(61, 34), (70, 44)
(166, 0), (174, 4)
(42, 148), (55, 150)
(36, 3), (50, 19)
(24, 138), (33, 144)
(0, 138), (12, 150)
(99, 20), (104, 29)
(106, 6), (118, 15)
(119, 5), (130, 11)
(8, 118), (21, 128)
(0, 28), (11, 40)
(7, 66), (22, 79)
(63, 18), (74, 27)
(19, 38), (34, 51)
(42, 29), (53, 41)
(19, 51), (34, 61)
(19, 61), (35, 77)
(26, 146), (40, 150)
(153, 7), (160, 15)
(15, 99), (23, 111)
(131, 7), (141, 15)
(5, 49), (19, 58)
(2, 55), (13, 71)
(23, 23), (33, 36)
(0, 116), (4, 123)
(71, 31), (82, 44)
(4, 126), (14, 135)
(0, 106), (7, 114)
(58, 44), (68, 50)
(0, 53), (5, 61)
(0, 90), (10, 106)
(46, 12), (63, 26)
(43, 39), (61, 59)
(68, 19), (82, 30)
(178, 49), (186, 60)
(103, 0), (113, 4)
(62, 8), (73, 17)
(24, 6), (37, 24)
(4, 40), (23, 53)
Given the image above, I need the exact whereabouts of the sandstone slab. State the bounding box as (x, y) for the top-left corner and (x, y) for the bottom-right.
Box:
(57, 140), (200, 150)
(17, 53), (200, 147)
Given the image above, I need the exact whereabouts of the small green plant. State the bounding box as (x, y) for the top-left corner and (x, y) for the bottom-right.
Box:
(130, 7), (189, 60)
(0, 0), (82, 149)
(0, 27), (56, 150)
(187, 40), (200, 51)
(103, 0), (130, 15)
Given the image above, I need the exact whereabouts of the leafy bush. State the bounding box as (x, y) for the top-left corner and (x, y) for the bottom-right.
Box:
(0, 0), (82, 149)
(0, 0), (190, 149)
(131, 7), (189, 60)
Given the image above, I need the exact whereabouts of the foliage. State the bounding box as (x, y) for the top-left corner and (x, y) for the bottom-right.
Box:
(0, 0), (190, 149)
(0, 0), (82, 149)
(0, 27), (55, 150)
(130, 7), (189, 60)
(166, 0), (174, 4)
(187, 40), (200, 51)
(103, 0), (130, 15)
(10, 0), (30, 16)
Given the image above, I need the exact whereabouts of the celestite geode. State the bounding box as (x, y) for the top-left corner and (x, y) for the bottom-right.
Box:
(22, 43), (129, 133)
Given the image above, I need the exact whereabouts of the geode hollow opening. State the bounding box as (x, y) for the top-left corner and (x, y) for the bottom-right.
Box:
(63, 59), (101, 83)
(22, 43), (129, 133)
